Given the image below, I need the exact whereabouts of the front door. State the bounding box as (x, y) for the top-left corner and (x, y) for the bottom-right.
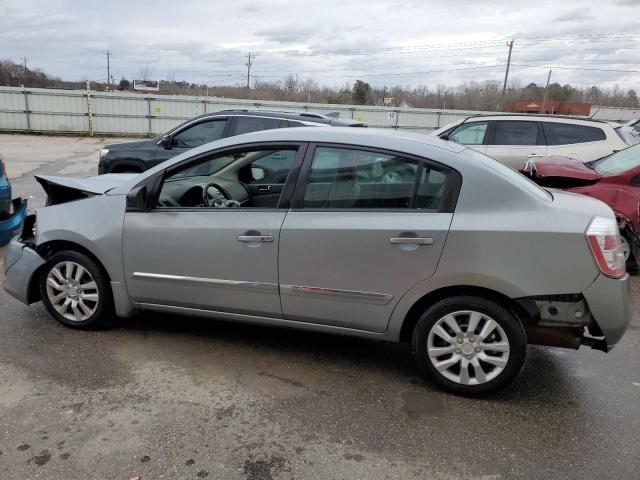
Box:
(123, 143), (303, 317)
(154, 118), (228, 165)
(278, 145), (460, 332)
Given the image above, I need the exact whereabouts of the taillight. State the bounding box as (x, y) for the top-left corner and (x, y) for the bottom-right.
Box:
(586, 216), (625, 278)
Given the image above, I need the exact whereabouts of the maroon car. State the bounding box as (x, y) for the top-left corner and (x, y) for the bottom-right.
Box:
(523, 144), (640, 273)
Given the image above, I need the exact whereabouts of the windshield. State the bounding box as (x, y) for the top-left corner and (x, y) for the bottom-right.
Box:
(593, 143), (640, 175)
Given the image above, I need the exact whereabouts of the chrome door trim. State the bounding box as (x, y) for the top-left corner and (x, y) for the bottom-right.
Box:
(389, 237), (434, 245)
(131, 272), (278, 294)
(280, 284), (393, 305)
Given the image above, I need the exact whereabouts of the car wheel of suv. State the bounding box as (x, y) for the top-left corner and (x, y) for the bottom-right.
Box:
(39, 250), (114, 329)
(412, 296), (526, 396)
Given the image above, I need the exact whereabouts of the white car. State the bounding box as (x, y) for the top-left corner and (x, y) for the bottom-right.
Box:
(432, 114), (638, 170)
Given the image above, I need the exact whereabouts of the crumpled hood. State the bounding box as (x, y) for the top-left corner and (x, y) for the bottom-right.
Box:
(523, 156), (602, 181)
(36, 173), (138, 195)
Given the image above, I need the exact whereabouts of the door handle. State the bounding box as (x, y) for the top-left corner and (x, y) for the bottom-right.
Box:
(389, 237), (434, 245)
(257, 185), (272, 192)
(237, 235), (274, 243)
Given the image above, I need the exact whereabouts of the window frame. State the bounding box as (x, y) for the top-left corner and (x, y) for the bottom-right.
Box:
(448, 120), (491, 146)
(290, 142), (462, 213)
(227, 115), (290, 137)
(166, 117), (230, 148)
(136, 141), (308, 213)
(488, 120), (545, 146)
(542, 122), (607, 146)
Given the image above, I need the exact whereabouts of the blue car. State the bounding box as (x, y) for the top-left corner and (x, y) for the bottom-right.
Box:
(0, 153), (27, 246)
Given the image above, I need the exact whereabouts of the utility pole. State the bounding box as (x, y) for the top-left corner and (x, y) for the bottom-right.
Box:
(541, 70), (552, 114)
(501, 39), (514, 110)
(105, 50), (111, 91)
(20, 57), (27, 86)
(245, 53), (255, 92)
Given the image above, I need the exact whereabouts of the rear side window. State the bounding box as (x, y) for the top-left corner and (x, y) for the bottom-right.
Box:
(231, 117), (288, 136)
(448, 122), (489, 145)
(493, 121), (540, 145)
(543, 123), (606, 145)
(301, 146), (458, 211)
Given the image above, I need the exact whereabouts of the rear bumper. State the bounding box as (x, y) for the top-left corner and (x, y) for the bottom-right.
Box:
(583, 273), (631, 350)
(3, 236), (45, 305)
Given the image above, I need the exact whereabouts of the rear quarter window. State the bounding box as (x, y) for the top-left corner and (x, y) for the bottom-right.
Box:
(543, 123), (606, 145)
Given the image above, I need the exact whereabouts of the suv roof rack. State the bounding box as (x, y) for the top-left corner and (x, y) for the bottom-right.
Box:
(465, 113), (606, 124)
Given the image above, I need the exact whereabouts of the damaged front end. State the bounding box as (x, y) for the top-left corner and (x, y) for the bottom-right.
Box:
(0, 197), (28, 246)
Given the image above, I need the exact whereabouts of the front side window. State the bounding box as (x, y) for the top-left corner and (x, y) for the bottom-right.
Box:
(543, 122), (606, 145)
(172, 120), (226, 148)
(157, 147), (298, 208)
(301, 147), (455, 211)
(493, 121), (539, 146)
(449, 122), (489, 145)
(231, 117), (288, 136)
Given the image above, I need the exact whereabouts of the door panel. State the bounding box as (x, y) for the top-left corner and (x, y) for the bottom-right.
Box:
(123, 210), (286, 316)
(278, 211), (452, 332)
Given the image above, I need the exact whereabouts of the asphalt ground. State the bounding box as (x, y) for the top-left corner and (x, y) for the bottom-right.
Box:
(0, 133), (638, 480)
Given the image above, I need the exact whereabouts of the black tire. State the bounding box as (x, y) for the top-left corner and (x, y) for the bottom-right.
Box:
(621, 228), (639, 275)
(39, 250), (114, 329)
(412, 296), (527, 397)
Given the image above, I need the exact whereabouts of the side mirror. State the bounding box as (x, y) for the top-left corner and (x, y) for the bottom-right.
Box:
(251, 167), (267, 181)
(126, 186), (147, 211)
(160, 134), (173, 149)
(439, 134), (450, 141)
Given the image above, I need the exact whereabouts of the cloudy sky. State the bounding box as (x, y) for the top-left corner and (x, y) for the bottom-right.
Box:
(2, 0), (640, 90)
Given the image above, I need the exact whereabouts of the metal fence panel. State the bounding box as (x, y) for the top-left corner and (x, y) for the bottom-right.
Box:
(2, 86), (639, 137)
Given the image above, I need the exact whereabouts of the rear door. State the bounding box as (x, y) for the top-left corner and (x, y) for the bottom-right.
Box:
(278, 144), (461, 333)
(485, 120), (547, 169)
(228, 116), (289, 137)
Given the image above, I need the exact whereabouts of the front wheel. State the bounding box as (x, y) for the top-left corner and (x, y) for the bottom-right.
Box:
(412, 296), (527, 397)
(39, 250), (114, 329)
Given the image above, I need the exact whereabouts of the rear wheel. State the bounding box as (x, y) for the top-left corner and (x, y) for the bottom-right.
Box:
(39, 250), (114, 329)
(412, 296), (527, 396)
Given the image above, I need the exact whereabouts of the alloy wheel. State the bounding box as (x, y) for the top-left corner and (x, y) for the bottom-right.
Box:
(45, 261), (100, 322)
(427, 310), (510, 385)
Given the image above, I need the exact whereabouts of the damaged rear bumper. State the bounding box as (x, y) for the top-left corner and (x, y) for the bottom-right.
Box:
(0, 198), (28, 246)
(517, 273), (631, 352)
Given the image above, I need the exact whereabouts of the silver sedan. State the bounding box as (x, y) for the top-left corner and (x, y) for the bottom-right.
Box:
(3, 127), (631, 396)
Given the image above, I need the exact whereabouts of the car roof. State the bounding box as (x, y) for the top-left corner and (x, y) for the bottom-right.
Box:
(175, 109), (364, 127)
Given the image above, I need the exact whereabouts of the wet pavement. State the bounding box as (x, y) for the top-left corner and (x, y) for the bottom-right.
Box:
(0, 134), (639, 479)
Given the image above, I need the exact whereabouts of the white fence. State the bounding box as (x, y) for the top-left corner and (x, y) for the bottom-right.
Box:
(0, 86), (492, 137)
(0, 86), (636, 137)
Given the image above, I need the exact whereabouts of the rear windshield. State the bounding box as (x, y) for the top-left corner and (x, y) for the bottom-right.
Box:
(593, 143), (640, 175)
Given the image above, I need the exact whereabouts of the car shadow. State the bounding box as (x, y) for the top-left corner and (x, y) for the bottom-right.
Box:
(110, 310), (581, 402)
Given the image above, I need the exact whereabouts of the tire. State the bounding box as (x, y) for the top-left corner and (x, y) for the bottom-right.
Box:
(412, 296), (527, 397)
(39, 250), (114, 329)
(621, 229), (639, 275)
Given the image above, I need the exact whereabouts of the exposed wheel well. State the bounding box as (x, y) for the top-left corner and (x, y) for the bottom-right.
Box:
(27, 240), (111, 304)
(398, 285), (531, 343)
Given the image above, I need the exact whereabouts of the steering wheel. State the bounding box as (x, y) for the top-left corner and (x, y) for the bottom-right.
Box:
(382, 171), (402, 183)
(203, 183), (240, 208)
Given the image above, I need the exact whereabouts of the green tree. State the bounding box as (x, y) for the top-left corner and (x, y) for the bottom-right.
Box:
(117, 77), (130, 90)
(352, 79), (371, 105)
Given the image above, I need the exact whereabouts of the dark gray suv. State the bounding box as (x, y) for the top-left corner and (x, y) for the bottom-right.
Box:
(98, 110), (365, 174)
